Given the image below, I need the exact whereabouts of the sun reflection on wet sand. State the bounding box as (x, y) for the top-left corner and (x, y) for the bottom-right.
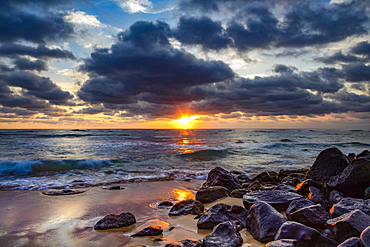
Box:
(173, 189), (195, 202)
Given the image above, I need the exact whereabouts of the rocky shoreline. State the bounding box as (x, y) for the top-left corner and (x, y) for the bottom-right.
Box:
(93, 147), (370, 247)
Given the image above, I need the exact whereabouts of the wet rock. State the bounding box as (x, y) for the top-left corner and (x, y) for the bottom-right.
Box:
(273, 184), (297, 193)
(329, 190), (344, 206)
(248, 180), (261, 190)
(275, 221), (337, 247)
(197, 203), (248, 230)
(360, 226), (370, 247)
(42, 189), (86, 195)
(169, 199), (204, 216)
(278, 169), (308, 187)
(328, 158), (370, 198)
(236, 174), (251, 184)
(329, 198), (370, 218)
(286, 198), (315, 220)
(306, 148), (350, 183)
(195, 186), (230, 203)
(365, 187), (370, 200)
(203, 221), (243, 247)
(337, 237), (361, 247)
(252, 171), (279, 183)
(132, 226), (163, 237)
(243, 190), (303, 211)
(356, 150), (370, 159)
(289, 204), (329, 228)
(230, 189), (249, 198)
(94, 212), (136, 230)
(348, 153), (356, 162)
(295, 179), (323, 196)
(158, 201), (174, 207)
(265, 239), (298, 247)
(308, 186), (329, 209)
(165, 239), (204, 247)
(246, 201), (286, 243)
(327, 209), (370, 243)
(202, 167), (240, 191)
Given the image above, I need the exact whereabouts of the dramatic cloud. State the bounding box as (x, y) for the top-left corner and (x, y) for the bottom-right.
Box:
(78, 21), (234, 106)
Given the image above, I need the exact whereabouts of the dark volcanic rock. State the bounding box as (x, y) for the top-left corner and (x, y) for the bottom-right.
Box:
(243, 190), (303, 211)
(275, 221), (337, 247)
(230, 189), (249, 198)
(306, 148), (350, 183)
(286, 198), (315, 220)
(246, 201), (286, 243)
(295, 179), (323, 196)
(273, 184), (297, 193)
(357, 150), (370, 159)
(203, 221), (243, 247)
(361, 226), (370, 247)
(329, 190), (344, 206)
(169, 199), (204, 216)
(202, 167), (240, 191)
(158, 201), (174, 207)
(197, 203), (248, 230)
(337, 237), (361, 247)
(327, 209), (370, 243)
(94, 212), (136, 230)
(289, 204), (329, 228)
(195, 186), (230, 203)
(165, 239), (203, 247)
(329, 197), (370, 218)
(252, 171), (279, 183)
(132, 226), (163, 236)
(308, 186), (329, 209)
(278, 169), (308, 187)
(328, 157), (370, 198)
(265, 239), (298, 247)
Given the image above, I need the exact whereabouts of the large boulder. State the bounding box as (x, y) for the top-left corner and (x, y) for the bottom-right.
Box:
(94, 212), (136, 230)
(203, 221), (243, 247)
(306, 148), (350, 183)
(169, 199), (204, 216)
(328, 158), (370, 198)
(195, 186), (230, 203)
(202, 167), (240, 191)
(289, 204), (329, 228)
(360, 226), (370, 247)
(197, 203), (248, 230)
(327, 209), (370, 243)
(337, 237), (361, 247)
(275, 221), (337, 247)
(295, 179), (323, 196)
(329, 197), (370, 218)
(286, 198), (315, 220)
(243, 190), (303, 211)
(246, 201), (286, 243)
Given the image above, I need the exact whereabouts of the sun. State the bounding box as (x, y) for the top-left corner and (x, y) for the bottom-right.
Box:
(173, 115), (199, 129)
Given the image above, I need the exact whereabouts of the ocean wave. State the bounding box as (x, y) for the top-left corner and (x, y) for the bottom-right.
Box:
(0, 159), (115, 175)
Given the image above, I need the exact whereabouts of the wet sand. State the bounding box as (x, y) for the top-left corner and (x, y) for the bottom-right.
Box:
(0, 180), (264, 247)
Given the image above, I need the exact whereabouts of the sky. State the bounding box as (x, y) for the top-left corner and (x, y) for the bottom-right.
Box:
(0, 0), (369, 129)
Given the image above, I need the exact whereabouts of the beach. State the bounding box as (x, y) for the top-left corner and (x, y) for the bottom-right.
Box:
(0, 179), (264, 247)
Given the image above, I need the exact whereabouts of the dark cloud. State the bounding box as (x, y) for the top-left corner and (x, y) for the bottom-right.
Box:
(350, 41), (370, 57)
(273, 64), (297, 74)
(79, 21), (234, 105)
(173, 16), (231, 50)
(176, 0), (369, 52)
(342, 63), (370, 83)
(316, 51), (364, 64)
(0, 43), (76, 60)
(13, 57), (47, 72)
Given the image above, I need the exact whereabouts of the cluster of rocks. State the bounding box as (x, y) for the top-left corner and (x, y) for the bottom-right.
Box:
(93, 147), (370, 247)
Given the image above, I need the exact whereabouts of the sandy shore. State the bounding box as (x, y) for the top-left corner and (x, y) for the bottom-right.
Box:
(0, 180), (264, 247)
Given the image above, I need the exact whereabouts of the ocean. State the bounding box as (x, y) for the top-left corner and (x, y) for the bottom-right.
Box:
(0, 129), (369, 190)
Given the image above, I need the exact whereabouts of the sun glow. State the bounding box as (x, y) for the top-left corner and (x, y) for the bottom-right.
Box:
(172, 115), (199, 129)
